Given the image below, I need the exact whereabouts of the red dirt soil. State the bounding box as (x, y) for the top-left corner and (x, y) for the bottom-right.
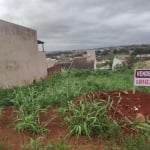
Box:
(75, 90), (150, 119)
(0, 106), (104, 150)
(0, 90), (150, 150)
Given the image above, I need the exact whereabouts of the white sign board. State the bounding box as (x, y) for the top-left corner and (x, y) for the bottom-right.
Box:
(134, 69), (150, 86)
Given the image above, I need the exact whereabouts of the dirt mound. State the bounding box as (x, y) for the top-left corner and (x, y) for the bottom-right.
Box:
(75, 90), (150, 121)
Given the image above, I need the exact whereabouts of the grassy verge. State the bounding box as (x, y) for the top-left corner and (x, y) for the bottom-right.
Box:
(0, 68), (150, 108)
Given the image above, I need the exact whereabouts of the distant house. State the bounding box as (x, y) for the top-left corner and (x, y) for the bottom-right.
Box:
(69, 56), (94, 70)
(52, 50), (96, 70)
(136, 54), (150, 61)
(0, 20), (47, 88)
(112, 57), (123, 69)
(54, 62), (71, 70)
(46, 58), (57, 68)
(112, 57), (129, 69)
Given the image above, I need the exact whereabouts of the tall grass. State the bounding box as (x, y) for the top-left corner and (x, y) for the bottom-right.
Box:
(0, 68), (150, 133)
(11, 88), (49, 133)
(0, 70), (133, 107)
(64, 99), (121, 139)
(0, 69), (149, 108)
(123, 135), (150, 150)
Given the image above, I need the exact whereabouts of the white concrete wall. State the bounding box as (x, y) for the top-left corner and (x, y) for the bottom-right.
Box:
(112, 57), (123, 70)
(46, 58), (57, 68)
(86, 50), (96, 69)
(0, 20), (47, 88)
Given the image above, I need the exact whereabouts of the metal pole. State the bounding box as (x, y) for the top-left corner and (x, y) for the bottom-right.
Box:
(42, 44), (44, 52)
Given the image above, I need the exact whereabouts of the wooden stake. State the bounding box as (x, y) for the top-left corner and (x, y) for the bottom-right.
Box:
(133, 86), (136, 94)
(133, 69), (136, 95)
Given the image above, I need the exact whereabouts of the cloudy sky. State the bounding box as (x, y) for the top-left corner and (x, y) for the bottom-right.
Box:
(0, 0), (150, 51)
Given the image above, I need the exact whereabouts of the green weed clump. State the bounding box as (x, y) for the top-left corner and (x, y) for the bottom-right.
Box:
(123, 135), (150, 150)
(22, 137), (68, 150)
(11, 88), (49, 134)
(64, 99), (121, 139)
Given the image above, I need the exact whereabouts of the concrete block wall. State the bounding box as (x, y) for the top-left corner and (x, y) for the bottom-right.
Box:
(0, 20), (47, 88)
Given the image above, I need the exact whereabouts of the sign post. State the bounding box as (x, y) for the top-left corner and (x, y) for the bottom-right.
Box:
(133, 86), (136, 94)
(133, 69), (150, 94)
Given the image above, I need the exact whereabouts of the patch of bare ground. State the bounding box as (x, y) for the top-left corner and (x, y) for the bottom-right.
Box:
(0, 106), (104, 150)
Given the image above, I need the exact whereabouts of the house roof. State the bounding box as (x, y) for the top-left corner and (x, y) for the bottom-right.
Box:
(53, 56), (95, 70)
(55, 62), (71, 69)
(136, 54), (150, 58)
(70, 57), (94, 69)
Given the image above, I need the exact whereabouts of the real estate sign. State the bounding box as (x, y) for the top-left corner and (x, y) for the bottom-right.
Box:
(134, 69), (150, 86)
